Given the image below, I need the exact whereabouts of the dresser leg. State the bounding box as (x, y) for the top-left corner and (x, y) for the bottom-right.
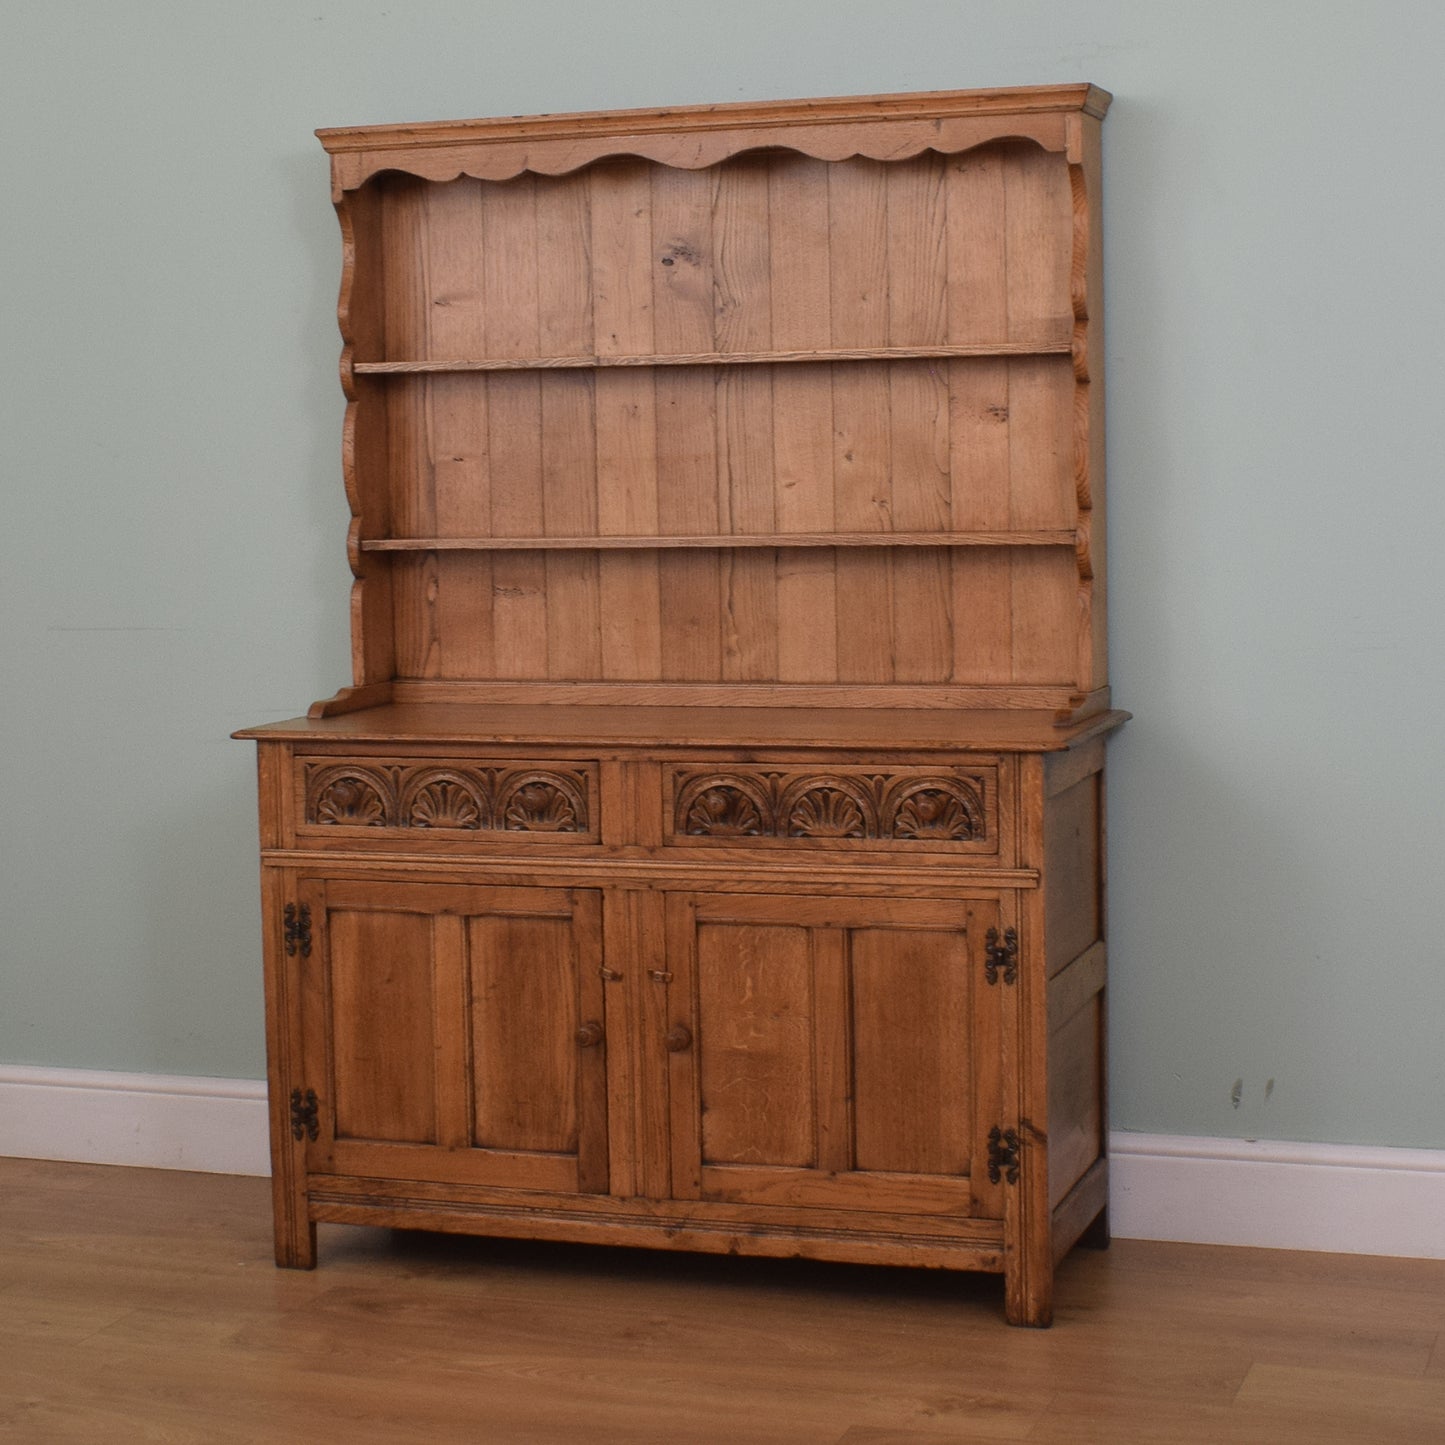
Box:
(270, 1133), (316, 1269)
(273, 1200), (317, 1270)
(1003, 1263), (1054, 1328)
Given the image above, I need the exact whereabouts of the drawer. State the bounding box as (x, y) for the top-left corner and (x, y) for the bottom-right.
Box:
(665, 761), (1002, 858)
(294, 756), (601, 846)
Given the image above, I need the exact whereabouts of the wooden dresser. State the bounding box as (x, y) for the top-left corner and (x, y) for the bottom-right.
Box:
(237, 84), (1124, 1327)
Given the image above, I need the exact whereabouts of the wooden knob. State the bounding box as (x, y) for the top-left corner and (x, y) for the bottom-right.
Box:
(664, 1023), (693, 1053)
(575, 1021), (604, 1048)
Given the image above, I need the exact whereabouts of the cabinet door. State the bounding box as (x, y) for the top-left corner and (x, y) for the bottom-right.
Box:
(664, 892), (1006, 1218)
(295, 878), (607, 1194)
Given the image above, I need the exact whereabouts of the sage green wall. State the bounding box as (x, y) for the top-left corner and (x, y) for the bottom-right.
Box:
(4, 2), (1442, 1146)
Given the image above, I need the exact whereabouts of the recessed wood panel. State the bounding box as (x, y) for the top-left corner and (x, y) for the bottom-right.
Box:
(388, 541), (1078, 686)
(1048, 992), (1104, 1209)
(380, 357), (1072, 547)
(327, 908), (438, 1144)
(851, 926), (971, 1176)
(696, 922), (816, 1168)
(468, 914), (579, 1154)
(365, 145), (1070, 362)
(1045, 773), (1102, 974)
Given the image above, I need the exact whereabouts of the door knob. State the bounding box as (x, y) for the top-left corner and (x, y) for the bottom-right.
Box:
(575, 1020), (605, 1048)
(664, 1023), (693, 1053)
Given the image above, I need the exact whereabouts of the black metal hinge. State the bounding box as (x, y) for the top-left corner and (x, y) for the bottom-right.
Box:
(984, 926), (1018, 985)
(290, 1087), (319, 1142)
(987, 1126), (1020, 1185)
(283, 902), (312, 958)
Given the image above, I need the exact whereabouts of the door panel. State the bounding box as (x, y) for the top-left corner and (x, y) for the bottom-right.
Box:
(298, 878), (607, 1193)
(469, 912), (580, 1154)
(696, 921), (815, 1168)
(851, 925), (971, 1176)
(327, 906), (439, 1145)
(666, 892), (1003, 1219)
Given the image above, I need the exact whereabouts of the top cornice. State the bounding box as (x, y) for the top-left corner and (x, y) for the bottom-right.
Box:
(317, 84), (1110, 154)
(316, 85), (1110, 192)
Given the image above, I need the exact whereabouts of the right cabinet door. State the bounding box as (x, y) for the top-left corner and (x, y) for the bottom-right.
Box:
(663, 891), (1007, 1220)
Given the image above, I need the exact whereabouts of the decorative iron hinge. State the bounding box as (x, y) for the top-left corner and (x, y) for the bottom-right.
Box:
(984, 926), (1018, 986)
(290, 1087), (319, 1142)
(987, 1126), (1020, 1185)
(283, 902), (312, 958)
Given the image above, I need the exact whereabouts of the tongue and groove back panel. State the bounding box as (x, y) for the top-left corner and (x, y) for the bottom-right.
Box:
(328, 90), (1105, 711)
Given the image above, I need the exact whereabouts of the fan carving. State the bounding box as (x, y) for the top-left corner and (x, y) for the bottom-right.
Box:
(683, 785), (765, 837)
(311, 771), (390, 827)
(786, 787), (868, 839)
(501, 779), (582, 832)
(305, 762), (592, 834)
(889, 786), (981, 840)
(405, 774), (484, 830)
(673, 769), (989, 845)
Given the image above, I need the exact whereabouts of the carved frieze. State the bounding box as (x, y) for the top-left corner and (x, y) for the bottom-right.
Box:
(304, 762), (592, 835)
(672, 768), (989, 846)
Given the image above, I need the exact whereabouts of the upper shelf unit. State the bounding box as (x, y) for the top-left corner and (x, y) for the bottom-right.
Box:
(316, 85), (1110, 717)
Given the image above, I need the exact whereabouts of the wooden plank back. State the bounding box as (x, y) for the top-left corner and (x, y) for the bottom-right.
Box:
(326, 101), (1104, 709)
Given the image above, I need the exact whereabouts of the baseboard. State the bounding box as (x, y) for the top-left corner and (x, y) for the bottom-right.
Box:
(0, 1065), (269, 1177)
(1109, 1130), (1445, 1260)
(3, 1070), (1442, 1259)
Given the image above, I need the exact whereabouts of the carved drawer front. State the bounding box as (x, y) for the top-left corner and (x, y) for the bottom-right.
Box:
(667, 762), (999, 855)
(297, 757), (600, 845)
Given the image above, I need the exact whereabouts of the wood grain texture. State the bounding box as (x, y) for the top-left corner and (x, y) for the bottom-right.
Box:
(353, 340), (1067, 370)
(850, 924), (970, 1176)
(362, 530), (1076, 549)
(8, 1159), (1442, 1445)
(468, 912), (580, 1153)
(323, 902), (440, 1145)
(239, 702), (1128, 751)
(696, 919), (816, 1168)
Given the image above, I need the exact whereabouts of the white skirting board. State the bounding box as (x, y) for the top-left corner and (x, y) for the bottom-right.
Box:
(2, 1066), (1442, 1260)
(0, 1065), (270, 1178)
(1108, 1131), (1445, 1260)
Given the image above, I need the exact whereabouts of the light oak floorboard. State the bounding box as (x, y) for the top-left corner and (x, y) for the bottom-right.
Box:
(1, 1159), (1442, 1443)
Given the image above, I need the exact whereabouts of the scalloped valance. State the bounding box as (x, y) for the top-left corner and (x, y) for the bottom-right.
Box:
(318, 83), (1110, 192)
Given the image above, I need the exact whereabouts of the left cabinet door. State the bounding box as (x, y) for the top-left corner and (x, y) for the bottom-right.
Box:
(287, 877), (608, 1194)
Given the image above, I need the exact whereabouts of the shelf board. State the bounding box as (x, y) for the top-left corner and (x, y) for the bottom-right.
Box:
(352, 341), (1070, 375)
(361, 531), (1077, 552)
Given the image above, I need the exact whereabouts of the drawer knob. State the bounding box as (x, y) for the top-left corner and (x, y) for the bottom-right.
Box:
(575, 1020), (605, 1049)
(664, 1023), (693, 1054)
(599, 966), (623, 982)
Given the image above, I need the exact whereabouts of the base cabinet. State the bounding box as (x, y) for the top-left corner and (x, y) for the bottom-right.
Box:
(256, 732), (1116, 1327)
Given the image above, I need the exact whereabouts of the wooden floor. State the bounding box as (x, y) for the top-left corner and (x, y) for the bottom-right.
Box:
(2, 1159), (1443, 1442)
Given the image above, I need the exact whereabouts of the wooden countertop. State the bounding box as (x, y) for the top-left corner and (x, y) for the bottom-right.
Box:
(235, 703), (1129, 753)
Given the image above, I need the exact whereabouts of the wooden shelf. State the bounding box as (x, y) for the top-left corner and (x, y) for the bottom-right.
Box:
(352, 341), (1070, 375)
(360, 531), (1078, 552)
